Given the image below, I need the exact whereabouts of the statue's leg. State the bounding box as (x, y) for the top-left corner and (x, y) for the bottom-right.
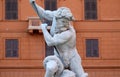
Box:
(45, 60), (58, 77)
(70, 55), (88, 77)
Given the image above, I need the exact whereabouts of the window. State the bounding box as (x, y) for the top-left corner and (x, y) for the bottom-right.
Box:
(44, 0), (57, 56)
(44, 0), (57, 11)
(5, 0), (18, 20)
(84, 0), (97, 20)
(5, 39), (19, 57)
(86, 39), (99, 57)
(44, 0), (57, 25)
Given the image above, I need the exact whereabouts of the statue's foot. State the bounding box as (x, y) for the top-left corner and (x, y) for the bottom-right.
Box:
(81, 73), (88, 77)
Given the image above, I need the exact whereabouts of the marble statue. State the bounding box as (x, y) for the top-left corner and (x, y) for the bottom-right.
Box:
(30, 0), (88, 77)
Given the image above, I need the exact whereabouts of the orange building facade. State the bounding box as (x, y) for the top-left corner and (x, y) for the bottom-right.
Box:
(0, 0), (120, 77)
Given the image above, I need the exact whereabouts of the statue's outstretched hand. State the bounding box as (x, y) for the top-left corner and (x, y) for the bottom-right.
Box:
(29, 0), (35, 3)
(41, 23), (48, 30)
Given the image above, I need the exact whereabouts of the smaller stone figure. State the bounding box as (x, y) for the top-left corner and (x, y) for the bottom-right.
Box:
(43, 55), (76, 77)
(60, 70), (75, 77)
(43, 55), (64, 77)
(30, 0), (88, 77)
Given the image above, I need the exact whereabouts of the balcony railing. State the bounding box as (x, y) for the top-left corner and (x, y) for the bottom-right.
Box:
(28, 17), (51, 33)
(28, 17), (41, 33)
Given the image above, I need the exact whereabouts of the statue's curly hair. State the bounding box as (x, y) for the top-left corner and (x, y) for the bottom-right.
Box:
(55, 7), (75, 21)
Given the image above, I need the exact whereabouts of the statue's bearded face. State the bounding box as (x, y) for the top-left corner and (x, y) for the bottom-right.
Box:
(54, 7), (74, 33)
(55, 18), (69, 30)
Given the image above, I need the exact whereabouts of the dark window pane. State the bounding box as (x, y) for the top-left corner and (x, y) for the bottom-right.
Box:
(85, 12), (91, 19)
(45, 43), (54, 57)
(51, 0), (57, 11)
(92, 2), (97, 10)
(5, 39), (19, 57)
(13, 50), (18, 57)
(92, 40), (99, 57)
(6, 40), (12, 49)
(45, 0), (50, 10)
(85, 2), (91, 11)
(84, 0), (97, 20)
(5, 50), (11, 57)
(5, 0), (18, 20)
(44, 0), (57, 10)
(86, 39), (99, 57)
(44, 0), (57, 26)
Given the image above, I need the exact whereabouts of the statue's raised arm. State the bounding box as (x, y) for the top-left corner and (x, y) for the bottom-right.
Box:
(29, 0), (56, 21)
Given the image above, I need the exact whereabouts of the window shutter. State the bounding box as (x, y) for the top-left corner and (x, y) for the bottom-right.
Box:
(5, 0), (18, 20)
(86, 39), (99, 57)
(84, 0), (97, 20)
(5, 39), (19, 57)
